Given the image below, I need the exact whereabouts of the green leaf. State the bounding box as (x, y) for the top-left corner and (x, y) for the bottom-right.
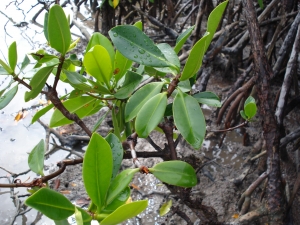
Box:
(25, 188), (75, 220)
(103, 187), (130, 213)
(100, 200), (148, 225)
(144, 66), (166, 77)
(193, 91), (221, 107)
(20, 54), (30, 73)
(159, 199), (172, 216)
(135, 92), (167, 138)
(48, 5), (71, 55)
(54, 219), (69, 225)
(105, 133), (124, 179)
(244, 96), (257, 119)
(87, 79), (112, 94)
(86, 32), (115, 66)
(109, 25), (173, 68)
(75, 207), (92, 225)
(173, 90), (206, 149)
(113, 50), (133, 82)
(154, 43), (180, 75)
(49, 96), (101, 127)
(84, 45), (112, 87)
(0, 85), (18, 110)
(178, 80), (191, 92)
(0, 58), (13, 74)
(174, 26), (195, 54)
(204, 0), (228, 53)
(149, 161), (197, 187)
(106, 168), (139, 205)
(25, 66), (54, 102)
(258, 0), (264, 9)
(8, 41), (17, 72)
(125, 82), (164, 122)
(64, 70), (87, 84)
(28, 139), (45, 176)
(83, 133), (113, 210)
(92, 110), (109, 133)
(114, 71), (143, 99)
(44, 12), (49, 42)
(240, 110), (247, 120)
(180, 32), (210, 81)
(0, 66), (9, 75)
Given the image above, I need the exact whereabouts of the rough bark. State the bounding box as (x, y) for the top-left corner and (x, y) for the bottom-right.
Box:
(242, 0), (285, 224)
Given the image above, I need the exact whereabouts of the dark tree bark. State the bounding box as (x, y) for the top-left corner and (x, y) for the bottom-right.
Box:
(242, 0), (285, 224)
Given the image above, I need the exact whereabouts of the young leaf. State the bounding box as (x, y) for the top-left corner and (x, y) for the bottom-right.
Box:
(28, 139), (45, 176)
(83, 133), (113, 210)
(159, 199), (172, 216)
(109, 25), (173, 68)
(149, 161), (197, 187)
(84, 45), (112, 87)
(8, 41), (17, 72)
(75, 207), (84, 225)
(25, 66), (54, 102)
(135, 92), (167, 138)
(25, 188), (75, 220)
(103, 187), (130, 213)
(173, 90), (206, 149)
(0, 58), (13, 74)
(114, 71), (143, 99)
(193, 91), (221, 107)
(0, 85), (18, 110)
(100, 200), (148, 225)
(49, 96), (101, 127)
(48, 5), (71, 55)
(105, 133), (124, 179)
(125, 82), (164, 122)
(86, 32), (115, 66)
(106, 168), (139, 205)
(244, 96), (257, 119)
(75, 207), (92, 225)
(240, 110), (247, 120)
(174, 26), (195, 54)
(180, 32), (210, 81)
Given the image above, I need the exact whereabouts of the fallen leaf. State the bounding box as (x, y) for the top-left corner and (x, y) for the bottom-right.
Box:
(159, 199), (172, 216)
(60, 190), (71, 194)
(131, 183), (140, 190)
(232, 213), (239, 219)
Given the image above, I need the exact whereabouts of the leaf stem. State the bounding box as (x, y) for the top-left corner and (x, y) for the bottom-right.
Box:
(53, 55), (65, 90)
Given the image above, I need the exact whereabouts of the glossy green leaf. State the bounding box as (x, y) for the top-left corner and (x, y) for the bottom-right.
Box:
(149, 161), (197, 187)
(0, 85), (18, 110)
(244, 96), (257, 119)
(83, 133), (113, 210)
(159, 199), (172, 216)
(193, 91), (221, 107)
(28, 139), (45, 176)
(25, 188), (75, 220)
(109, 25), (173, 68)
(100, 200), (148, 225)
(133, 20), (143, 30)
(154, 43), (180, 75)
(86, 32), (115, 66)
(113, 50), (133, 82)
(135, 92), (167, 138)
(48, 5), (71, 55)
(44, 12), (49, 42)
(75, 207), (92, 225)
(144, 66), (166, 77)
(106, 168), (139, 205)
(92, 110), (109, 133)
(173, 90), (206, 149)
(103, 187), (130, 213)
(8, 41), (17, 72)
(20, 54), (30, 73)
(0, 59), (13, 74)
(84, 45), (112, 87)
(125, 82), (164, 122)
(105, 133), (124, 179)
(174, 26), (194, 54)
(86, 79), (112, 94)
(204, 0), (228, 53)
(25, 66), (54, 102)
(75, 207), (83, 225)
(180, 32), (210, 81)
(114, 71), (143, 99)
(50, 96), (101, 127)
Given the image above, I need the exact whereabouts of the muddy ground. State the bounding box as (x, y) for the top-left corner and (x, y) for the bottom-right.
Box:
(47, 65), (300, 224)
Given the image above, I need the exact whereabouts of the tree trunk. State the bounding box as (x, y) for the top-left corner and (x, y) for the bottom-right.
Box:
(242, 0), (286, 224)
